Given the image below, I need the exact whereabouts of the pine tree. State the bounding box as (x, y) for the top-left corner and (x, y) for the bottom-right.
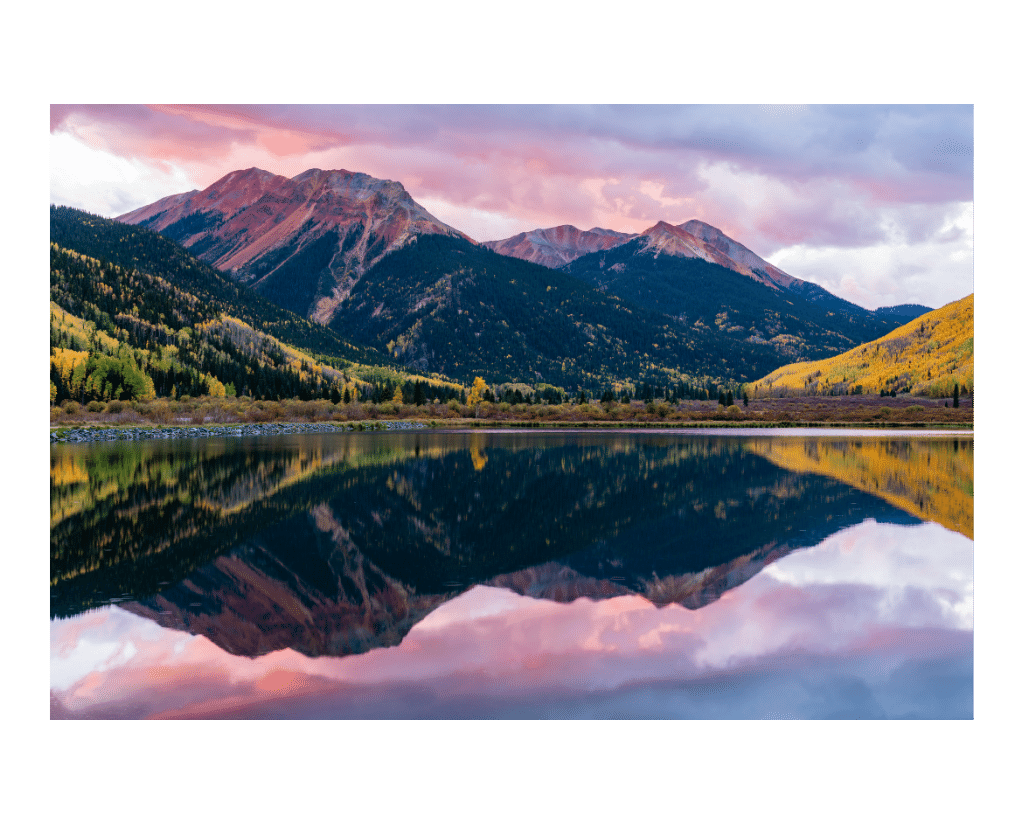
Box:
(953, 383), (959, 408)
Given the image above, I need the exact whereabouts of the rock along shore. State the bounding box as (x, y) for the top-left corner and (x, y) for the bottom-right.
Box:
(50, 421), (427, 444)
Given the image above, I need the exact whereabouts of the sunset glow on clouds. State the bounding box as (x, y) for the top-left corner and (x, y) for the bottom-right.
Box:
(50, 521), (972, 720)
(50, 104), (973, 310)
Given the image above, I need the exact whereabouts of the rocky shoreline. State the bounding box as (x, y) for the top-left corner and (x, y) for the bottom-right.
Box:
(50, 420), (428, 444)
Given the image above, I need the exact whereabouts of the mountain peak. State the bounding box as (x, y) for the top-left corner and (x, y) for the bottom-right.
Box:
(677, 219), (796, 289)
(483, 224), (638, 268)
(117, 165), (471, 325)
(637, 220), (733, 263)
(642, 220), (688, 237)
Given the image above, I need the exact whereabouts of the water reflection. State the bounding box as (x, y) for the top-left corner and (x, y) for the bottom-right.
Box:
(50, 431), (973, 719)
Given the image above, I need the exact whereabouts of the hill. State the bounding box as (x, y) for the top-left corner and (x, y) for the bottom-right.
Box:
(117, 168), (471, 324)
(49, 208), (463, 404)
(751, 294), (973, 398)
(874, 304), (935, 323)
(561, 225), (903, 363)
(326, 233), (787, 389)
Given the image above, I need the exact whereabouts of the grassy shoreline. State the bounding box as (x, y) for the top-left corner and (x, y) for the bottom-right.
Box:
(50, 392), (973, 433)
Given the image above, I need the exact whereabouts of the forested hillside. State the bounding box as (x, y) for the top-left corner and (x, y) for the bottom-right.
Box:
(752, 294), (973, 398)
(561, 238), (904, 363)
(329, 234), (785, 389)
(49, 213), (463, 405)
(50, 206), (389, 368)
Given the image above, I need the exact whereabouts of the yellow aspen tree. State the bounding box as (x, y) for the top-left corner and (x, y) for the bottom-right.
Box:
(467, 376), (487, 406)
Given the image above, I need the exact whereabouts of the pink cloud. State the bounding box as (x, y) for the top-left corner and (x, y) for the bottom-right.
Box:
(50, 105), (974, 305)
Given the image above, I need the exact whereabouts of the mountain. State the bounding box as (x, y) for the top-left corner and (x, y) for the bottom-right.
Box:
(323, 233), (785, 387)
(561, 231), (901, 363)
(676, 219), (798, 290)
(489, 218), (799, 289)
(72, 197), (785, 390)
(49, 206), (462, 404)
(482, 225), (636, 268)
(490, 218), (884, 319)
(752, 294), (974, 398)
(110, 166), (921, 387)
(874, 303), (934, 322)
(118, 168), (471, 324)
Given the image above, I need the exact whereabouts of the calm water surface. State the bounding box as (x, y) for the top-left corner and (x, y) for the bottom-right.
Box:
(50, 429), (973, 719)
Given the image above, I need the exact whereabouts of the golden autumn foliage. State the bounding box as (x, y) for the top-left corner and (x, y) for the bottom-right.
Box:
(50, 301), (120, 352)
(752, 295), (974, 398)
(51, 346), (156, 403)
(747, 437), (973, 539)
(467, 376), (488, 406)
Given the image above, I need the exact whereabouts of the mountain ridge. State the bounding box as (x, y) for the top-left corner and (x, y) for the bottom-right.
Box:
(115, 166), (950, 329)
(118, 167), (472, 325)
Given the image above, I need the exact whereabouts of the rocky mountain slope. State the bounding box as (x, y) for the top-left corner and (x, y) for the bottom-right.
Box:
(482, 225), (635, 268)
(489, 218), (904, 319)
(561, 232), (902, 363)
(118, 168), (471, 324)
(111, 166), (941, 389)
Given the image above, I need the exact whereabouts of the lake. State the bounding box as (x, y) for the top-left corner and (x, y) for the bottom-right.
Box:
(50, 428), (973, 719)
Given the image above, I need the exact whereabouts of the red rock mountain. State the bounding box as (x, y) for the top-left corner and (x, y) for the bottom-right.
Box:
(482, 225), (636, 268)
(117, 168), (471, 324)
(488, 218), (801, 293)
(678, 219), (798, 290)
(637, 221), (749, 270)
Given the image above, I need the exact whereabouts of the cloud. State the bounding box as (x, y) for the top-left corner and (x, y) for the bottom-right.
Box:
(49, 104), (974, 306)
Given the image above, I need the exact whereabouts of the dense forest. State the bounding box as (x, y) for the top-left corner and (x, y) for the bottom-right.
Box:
(330, 234), (785, 390)
(561, 238), (904, 362)
(50, 206), (387, 368)
(49, 208), (464, 405)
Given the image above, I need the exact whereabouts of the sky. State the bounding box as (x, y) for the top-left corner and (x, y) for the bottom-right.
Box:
(50, 104), (973, 311)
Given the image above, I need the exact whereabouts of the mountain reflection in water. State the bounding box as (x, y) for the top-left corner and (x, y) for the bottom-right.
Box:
(49, 430), (973, 719)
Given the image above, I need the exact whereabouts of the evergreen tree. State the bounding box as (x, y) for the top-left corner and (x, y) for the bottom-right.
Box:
(953, 383), (959, 408)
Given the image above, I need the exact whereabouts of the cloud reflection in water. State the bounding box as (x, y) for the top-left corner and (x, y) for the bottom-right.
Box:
(50, 519), (972, 719)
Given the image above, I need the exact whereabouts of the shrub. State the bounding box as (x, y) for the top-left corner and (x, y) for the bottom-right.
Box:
(148, 403), (175, 424)
(86, 400), (105, 413)
(294, 401), (321, 420)
(106, 400), (126, 414)
(726, 405), (742, 416)
(61, 400), (80, 415)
